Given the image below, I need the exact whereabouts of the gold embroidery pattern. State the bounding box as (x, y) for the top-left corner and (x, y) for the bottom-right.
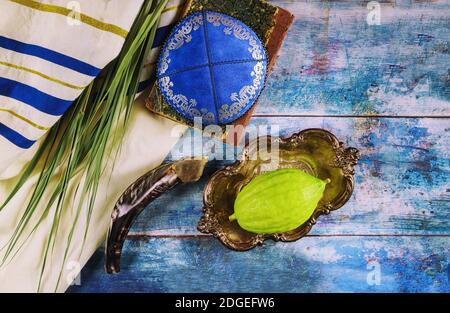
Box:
(206, 12), (265, 61)
(159, 76), (215, 124)
(158, 13), (204, 75)
(219, 61), (266, 122)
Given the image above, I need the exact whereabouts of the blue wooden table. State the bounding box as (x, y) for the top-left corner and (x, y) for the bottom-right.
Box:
(70, 0), (450, 293)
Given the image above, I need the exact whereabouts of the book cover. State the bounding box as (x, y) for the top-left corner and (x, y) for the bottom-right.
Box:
(146, 0), (294, 145)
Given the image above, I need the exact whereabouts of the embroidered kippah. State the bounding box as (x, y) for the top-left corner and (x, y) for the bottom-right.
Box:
(157, 11), (268, 125)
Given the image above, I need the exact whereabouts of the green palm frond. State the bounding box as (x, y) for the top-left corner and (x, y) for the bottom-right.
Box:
(0, 0), (169, 292)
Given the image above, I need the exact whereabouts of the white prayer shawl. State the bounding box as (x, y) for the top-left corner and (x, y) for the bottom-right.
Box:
(0, 0), (186, 292)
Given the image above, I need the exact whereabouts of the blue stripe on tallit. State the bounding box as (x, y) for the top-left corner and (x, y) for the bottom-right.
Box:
(0, 23), (175, 149)
(0, 122), (35, 149)
(0, 77), (72, 115)
(152, 24), (172, 48)
(0, 35), (101, 76)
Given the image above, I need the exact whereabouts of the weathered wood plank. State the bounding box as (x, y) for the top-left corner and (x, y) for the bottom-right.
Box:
(74, 0), (450, 293)
(69, 236), (449, 292)
(256, 1), (450, 116)
(128, 117), (449, 235)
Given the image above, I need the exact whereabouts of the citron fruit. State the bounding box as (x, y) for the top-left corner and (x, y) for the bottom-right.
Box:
(229, 168), (329, 234)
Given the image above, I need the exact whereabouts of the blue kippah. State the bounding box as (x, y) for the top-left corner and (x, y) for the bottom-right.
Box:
(157, 11), (268, 125)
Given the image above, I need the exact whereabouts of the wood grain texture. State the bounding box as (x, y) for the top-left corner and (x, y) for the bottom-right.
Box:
(257, 0), (450, 116)
(69, 236), (449, 292)
(73, 0), (450, 293)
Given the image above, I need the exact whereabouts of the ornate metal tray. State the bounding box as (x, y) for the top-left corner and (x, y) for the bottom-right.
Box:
(197, 128), (360, 251)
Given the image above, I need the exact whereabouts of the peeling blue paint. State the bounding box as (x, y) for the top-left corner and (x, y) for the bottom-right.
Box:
(73, 1), (450, 293)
